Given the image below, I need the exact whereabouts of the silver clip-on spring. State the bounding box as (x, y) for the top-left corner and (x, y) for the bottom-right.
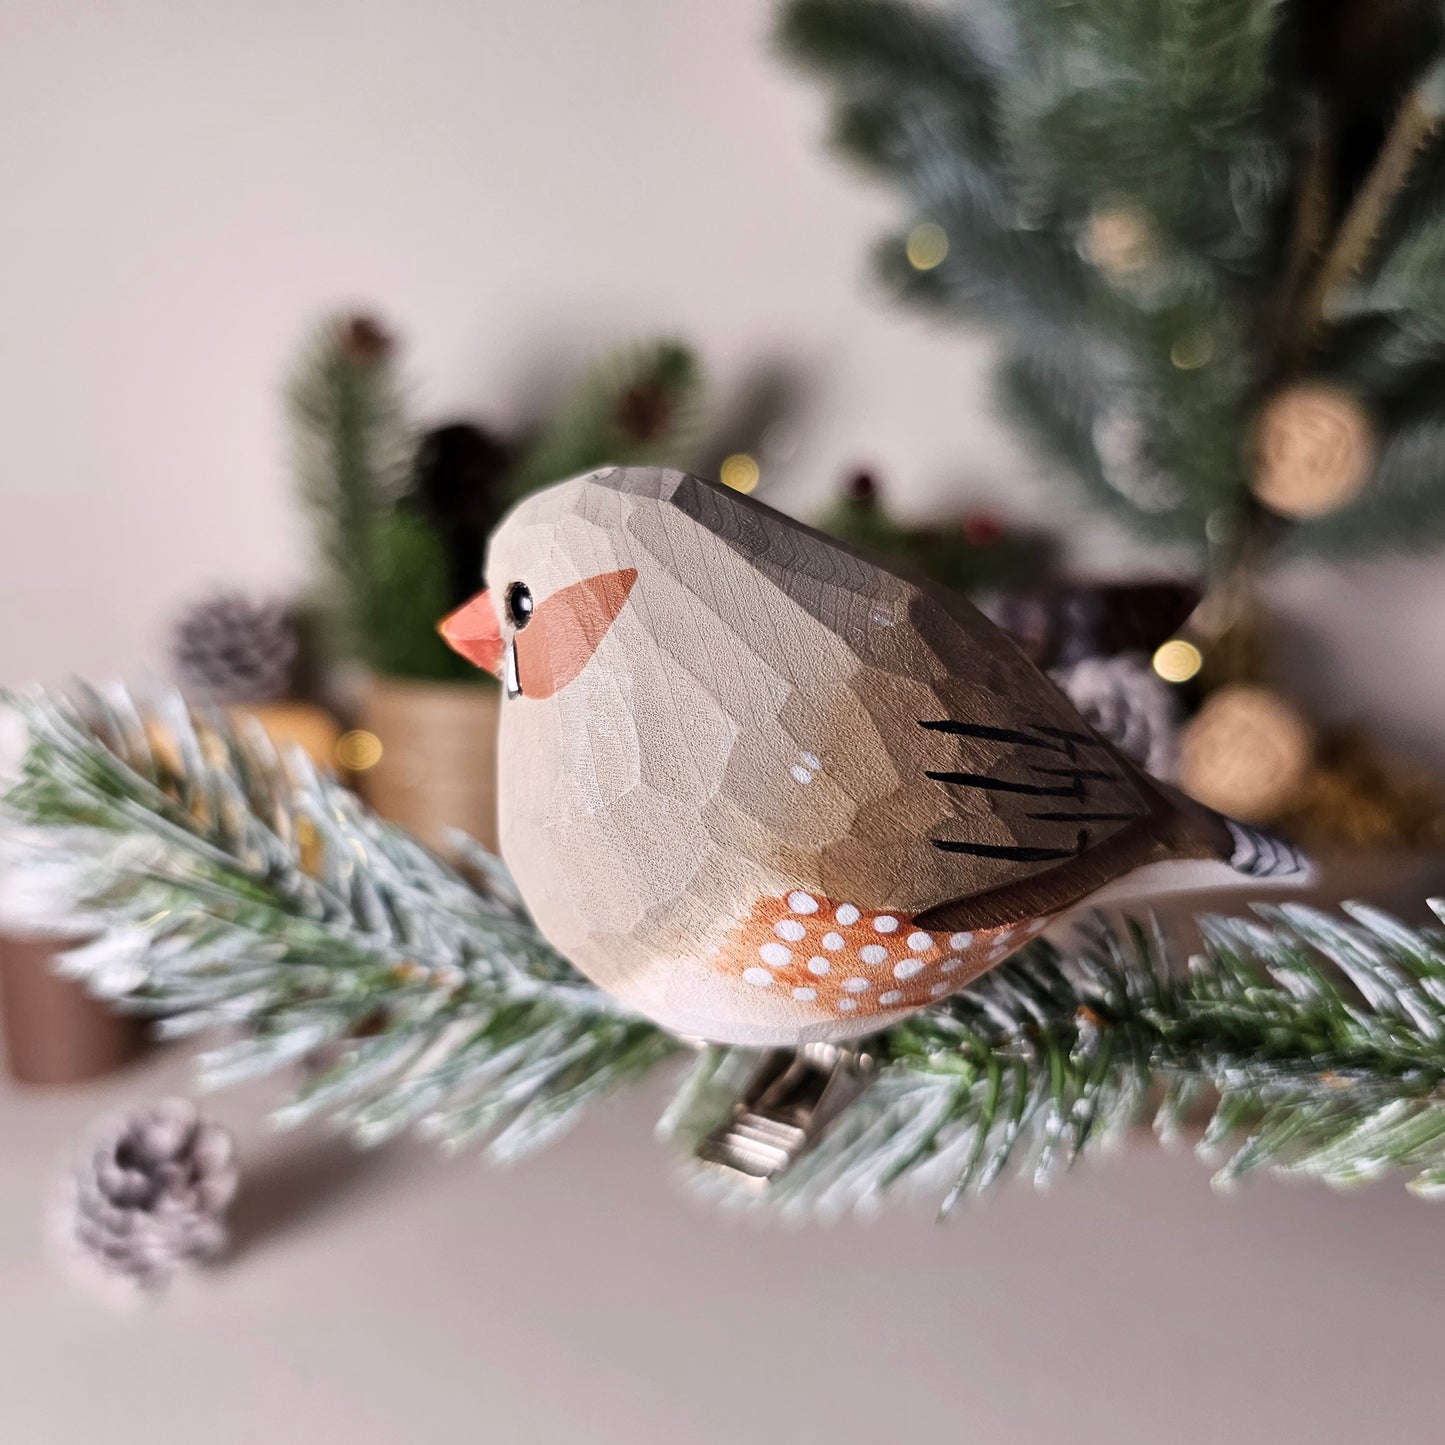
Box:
(694, 1043), (875, 1184)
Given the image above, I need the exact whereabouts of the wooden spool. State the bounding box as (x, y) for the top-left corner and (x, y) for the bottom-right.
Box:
(0, 932), (145, 1085)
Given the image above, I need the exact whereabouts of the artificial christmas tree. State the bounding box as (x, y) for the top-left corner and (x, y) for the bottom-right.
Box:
(776, 0), (1445, 843)
(777, 0), (1445, 561)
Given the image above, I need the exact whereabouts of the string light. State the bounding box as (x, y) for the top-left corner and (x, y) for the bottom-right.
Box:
(906, 222), (949, 271)
(720, 453), (761, 493)
(335, 729), (384, 771)
(1170, 328), (1214, 370)
(1152, 639), (1203, 684)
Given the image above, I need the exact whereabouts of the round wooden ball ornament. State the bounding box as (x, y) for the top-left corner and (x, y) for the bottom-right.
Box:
(1179, 684), (1315, 824)
(1251, 384), (1374, 518)
(437, 468), (1308, 1048)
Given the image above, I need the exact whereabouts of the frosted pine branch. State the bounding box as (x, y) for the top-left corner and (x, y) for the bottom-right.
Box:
(7, 687), (1445, 1210)
(0, 686), (672, 1161)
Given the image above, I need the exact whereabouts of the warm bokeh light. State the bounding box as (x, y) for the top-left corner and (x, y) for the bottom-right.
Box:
(906, 222), (949, 271)
(335, 728), (384, 771)
(1170, 329), (1214, 370)
(720, 453), (761, 493)
(901, 219), (947, 271)
(1152, 638), (1204, 683)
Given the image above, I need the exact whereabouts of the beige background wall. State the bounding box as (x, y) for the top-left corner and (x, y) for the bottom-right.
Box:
(0, 0), (1014, 679)
(2, 0), (1442, 764)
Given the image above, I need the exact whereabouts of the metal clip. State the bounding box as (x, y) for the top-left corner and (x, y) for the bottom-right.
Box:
(694, 1042), (875, 1184)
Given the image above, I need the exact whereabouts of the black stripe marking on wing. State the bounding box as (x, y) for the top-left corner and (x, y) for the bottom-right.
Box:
(920, 719), (1144, 864)
(924, 769), (1086, 798)
(931, 829), (1088, 863)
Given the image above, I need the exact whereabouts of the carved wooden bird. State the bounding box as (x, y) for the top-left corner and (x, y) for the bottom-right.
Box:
(440, 467), (1303, 1047)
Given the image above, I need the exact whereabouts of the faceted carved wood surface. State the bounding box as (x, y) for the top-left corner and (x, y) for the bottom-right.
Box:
(448, 468), (1238, 1046)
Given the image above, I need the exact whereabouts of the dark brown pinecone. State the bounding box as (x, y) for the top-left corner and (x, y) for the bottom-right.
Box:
(170, 591), (299, 703)
(844, 468), (878, 505)
(57, 1099), (239, 1294)
(411, 422), (512, 606)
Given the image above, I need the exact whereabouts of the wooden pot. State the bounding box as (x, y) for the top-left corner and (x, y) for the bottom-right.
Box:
(356, 677), (500, 854)
(0, 932), (145, 1085)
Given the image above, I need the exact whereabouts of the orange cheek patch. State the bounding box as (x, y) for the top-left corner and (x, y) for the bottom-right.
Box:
(713, 892), (1049, 1022)
(516, 567), (637, 699)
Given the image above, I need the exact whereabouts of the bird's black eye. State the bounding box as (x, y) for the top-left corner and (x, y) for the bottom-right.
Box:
(506, 582), (534, 629)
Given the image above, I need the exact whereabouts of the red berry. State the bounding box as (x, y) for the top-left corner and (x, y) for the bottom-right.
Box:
(963, 513), (1004, 546)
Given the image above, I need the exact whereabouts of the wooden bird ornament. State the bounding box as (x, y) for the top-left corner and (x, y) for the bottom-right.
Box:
(441, 468), (1304, 1047)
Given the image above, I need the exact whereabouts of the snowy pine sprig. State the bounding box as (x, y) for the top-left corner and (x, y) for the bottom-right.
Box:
(0, 686), (673, 1161)
(6, 686), (1445, 1211)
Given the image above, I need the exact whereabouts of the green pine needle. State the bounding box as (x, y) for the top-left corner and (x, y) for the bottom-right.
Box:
(289, 316), (421, 673)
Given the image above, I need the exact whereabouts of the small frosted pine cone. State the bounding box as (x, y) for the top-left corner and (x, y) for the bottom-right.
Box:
(169, 590), (300, 703)
(1051, 652), (1181, 781)
(56, 1099), (239, 1295)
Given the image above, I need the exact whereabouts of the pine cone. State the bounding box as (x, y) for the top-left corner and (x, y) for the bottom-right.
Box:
(170, 591), (299, 703)
(339, 314), (393, 366)
(615, 379), (673, 443)
(57, 1099), (238, 1293)
(1051, 652), (1181, 781)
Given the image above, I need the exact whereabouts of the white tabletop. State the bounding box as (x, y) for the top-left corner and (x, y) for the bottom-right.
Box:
(1, 1025), (1442, 1445)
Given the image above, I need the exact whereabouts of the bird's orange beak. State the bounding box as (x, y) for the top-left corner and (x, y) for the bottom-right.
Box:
(438, 590), (504, 676)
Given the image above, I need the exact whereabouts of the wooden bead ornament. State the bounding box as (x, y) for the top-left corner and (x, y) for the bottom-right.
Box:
(1178, 684), (1315, 824)
(1083, 205), (1158, 278)
(441, 469), (1307, 1047)
(1251, 384), (1374, 518)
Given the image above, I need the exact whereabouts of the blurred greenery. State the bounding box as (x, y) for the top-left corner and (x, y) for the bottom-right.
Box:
(292, 318), (704, 682)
